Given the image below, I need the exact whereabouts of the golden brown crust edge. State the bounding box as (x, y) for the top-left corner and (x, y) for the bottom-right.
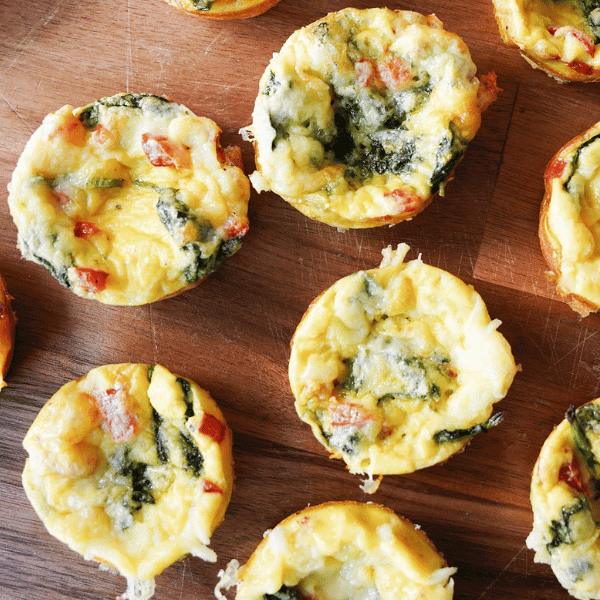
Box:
(539, 133), (600, 318)
(166, 0), (282, 19)
(0, 275), (16, 388)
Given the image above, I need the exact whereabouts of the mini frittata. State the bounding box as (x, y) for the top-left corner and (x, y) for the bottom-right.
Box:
(242, 7), (499, 229)
(493, 0), (600, 82)
(527, 399), (600, 599)
(0, 274), (16, 389)
(215, 501), (456, 600)
(7, 93), (250, 305)
(288, 245), (517, 486)
(22, 363), (233, 600)
(539, 120), (600, 317)
(162, 0), (281, 19)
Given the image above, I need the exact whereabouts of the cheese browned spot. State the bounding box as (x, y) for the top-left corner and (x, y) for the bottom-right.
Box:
(215, 501), (456, 600)
(288, 244), (517, 483)
(22, 363), (233, 600)
(8, 93), (250, 305)
(527, 399), (600, 600)
(492, 0), (600, 81)
(243, 7), (496, 229)
(539, 120), (600, 316)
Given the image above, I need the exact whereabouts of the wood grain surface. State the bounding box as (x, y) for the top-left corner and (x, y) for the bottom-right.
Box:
(2, 0), (600, 598)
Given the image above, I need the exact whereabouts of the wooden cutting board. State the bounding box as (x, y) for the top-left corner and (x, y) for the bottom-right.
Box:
(2, 0), (599, 598)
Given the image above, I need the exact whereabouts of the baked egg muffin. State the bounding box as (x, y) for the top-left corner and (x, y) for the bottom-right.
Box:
(242, 7), (499, 229)
(162, 0), (282, 19)
(22, 363), (233, 600)
(527, 398), (600, 600)
(288, 244), (517, 488)
(215, 501), (456, 600)
(539, 120), (600, 317)
(7, 93), (250, 305)
(0, 274), (15, 389)
(492, 0), (600, 81)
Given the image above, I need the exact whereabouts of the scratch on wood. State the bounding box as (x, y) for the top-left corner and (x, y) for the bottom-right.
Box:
(477, 544), (527, 599)
(2, 0), (66, 74)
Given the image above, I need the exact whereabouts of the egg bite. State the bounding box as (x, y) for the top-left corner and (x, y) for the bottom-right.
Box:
(161, 0), (282, 19)
(527, 398), (600, 599)
(22, 363), (233, 600)
(539, 120), (600, 317)
(242, 7), (499, 229)
(492, 0), (600, 82)
(216, 501), (456, 600)
(7, 93), (250, 305)
(0, 274), (15, 389)
(288, 244), (517, 488)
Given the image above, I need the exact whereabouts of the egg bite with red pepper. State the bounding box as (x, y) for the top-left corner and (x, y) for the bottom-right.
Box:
(539, 120), (600, 316)
(288, 244), (517, 490)
(215, 501), (456, 600)
(0, 274), (15, 389)
(22, 363), (233, 600)
(492, 0), (600, 81)
(527, 398), (600, 600)
(7, 93), (250, 305)
(162, 0), (282, 19)
(242, 7), (498, 229)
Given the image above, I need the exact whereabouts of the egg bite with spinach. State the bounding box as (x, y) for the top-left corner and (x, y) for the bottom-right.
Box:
(22, 363), (233, 600)
(0, 274), (15, 390)
(527, 398), (600, 599)
(242, 7), (499, 229)
(162, 0), (282, 19)
(492, 0), (600, 81)
(215, 501), (456, 600)
(288, 245), (517, 489)
(7, 93), (250, 305)
(539, 120), (600, 316)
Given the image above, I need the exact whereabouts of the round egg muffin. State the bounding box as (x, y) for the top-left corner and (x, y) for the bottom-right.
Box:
(162, 0), (281, 19)
(22, 363), (233, 600)
(7, 93), (250, 305)
(242, 7), (499, 229)
(0, 274), (15, 389)
(492, 0), (600, 82)
(527, 398), (600, 599)
(288, 244), (517, 486)
(539, 120), (600, 317)
(215, 501), (456, 600)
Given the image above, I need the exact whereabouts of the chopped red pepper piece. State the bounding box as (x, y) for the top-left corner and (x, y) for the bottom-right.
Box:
(384, 188), (421, 213)
(93, 387), (139, 442)
(202, 479), (223, 493)
(141, 133), (191, 169)
(74, 221), (100, 238)
(546, 157), (568, 181)
(558, 458), (587, 494)
(377, 57), (413, 90)
(222, 215), (249, 240)
(568, 60), (595, 76)
(329, 402), (372, 427)
(73, 267), (109, 293)
(198, 413), (226, 443)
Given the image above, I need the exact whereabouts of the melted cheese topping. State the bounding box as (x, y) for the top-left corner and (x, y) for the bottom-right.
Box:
(540, 120), (600, 315)
(230, 502), (456, 600)
(7, 93), (250, 305)
(527, 399), (600, 600)
(22, 363), (233, 599)
(289, 244), (517, 477)
(243, 8), (491, 229)
(492, 0), (600, 81)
